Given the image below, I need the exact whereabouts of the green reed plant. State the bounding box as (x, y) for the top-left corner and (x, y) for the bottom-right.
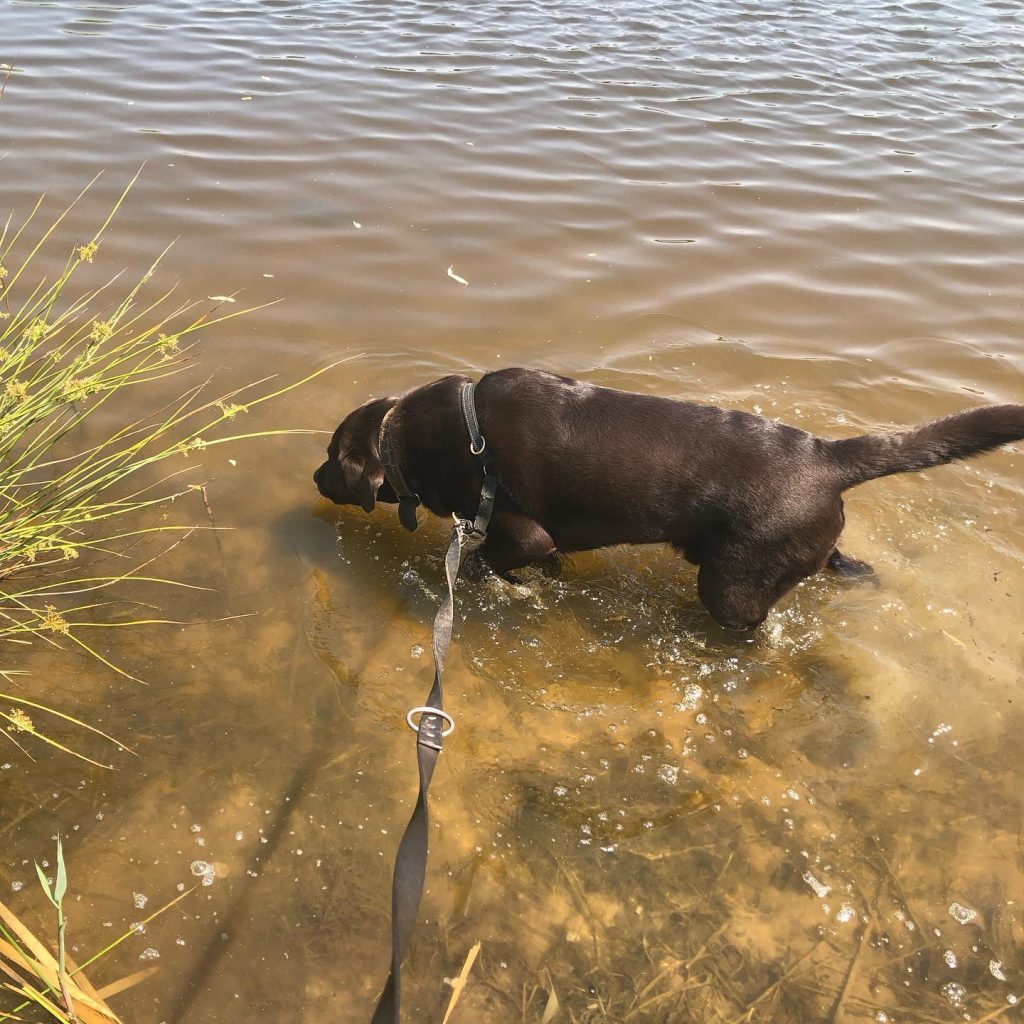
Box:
(0, 176), (341, 766)
(1, 834), (193, 1023)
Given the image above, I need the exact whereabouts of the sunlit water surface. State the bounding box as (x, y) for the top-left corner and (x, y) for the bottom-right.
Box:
(1, 1), (1023, 1021)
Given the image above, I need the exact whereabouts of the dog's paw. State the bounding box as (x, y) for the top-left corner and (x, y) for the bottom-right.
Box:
(538, 551), (563, 579)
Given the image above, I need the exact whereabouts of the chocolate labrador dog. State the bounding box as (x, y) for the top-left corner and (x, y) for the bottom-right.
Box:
(314, 368), (1024, 630)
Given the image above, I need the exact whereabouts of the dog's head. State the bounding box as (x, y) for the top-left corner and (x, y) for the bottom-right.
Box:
(314, 396), (397, 511)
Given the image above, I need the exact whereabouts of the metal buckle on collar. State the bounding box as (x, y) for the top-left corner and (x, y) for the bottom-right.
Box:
(453, 515), (486, 550)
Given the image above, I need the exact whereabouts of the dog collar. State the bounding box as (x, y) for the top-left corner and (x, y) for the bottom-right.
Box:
(378, 407), (420, 532)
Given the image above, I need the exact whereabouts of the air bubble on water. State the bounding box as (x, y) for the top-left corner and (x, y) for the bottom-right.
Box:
(190, 860), (216, 886)
(1007, 993), (1018, 1005)
(738, 748), (748, 759)
(553, 785), (567, 798)
(132, 892), (147, 909)
(989, 960), (1007, 981)
(875, 1013), (890, 1023)
(948, 902), (977, 925)
(139, 948), (160, 961)
(130, 922), (145, 934)
(235, 831), (244, 841)
(675, 683), (702, 711)
(410, 644), (424, 659)
(803, 871), (831, 899)
(944, 949), (958, 969)
(940, 982), (965, 1007)
(836, 904), (856, 924)
(190, 824), (201, 833)
(658, 764), (679, 785)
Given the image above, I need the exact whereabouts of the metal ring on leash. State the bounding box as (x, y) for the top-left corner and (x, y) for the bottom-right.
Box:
(469, 435), (486, 456)
(406, 706), (455, 737)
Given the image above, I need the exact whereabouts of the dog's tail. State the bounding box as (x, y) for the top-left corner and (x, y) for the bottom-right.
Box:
(828, 404), (1024, 490)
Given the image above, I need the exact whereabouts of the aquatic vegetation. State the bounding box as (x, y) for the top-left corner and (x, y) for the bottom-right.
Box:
(0, 177), (341, 764)
(0, 835), (192, 1022)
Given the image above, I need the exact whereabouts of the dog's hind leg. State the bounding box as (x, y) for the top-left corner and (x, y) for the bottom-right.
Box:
(697, 561), (777, 632)
(827, 549), (875, 578)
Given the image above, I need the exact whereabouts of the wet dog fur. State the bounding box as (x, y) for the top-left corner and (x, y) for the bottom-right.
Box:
(314, 368), (1024, 631)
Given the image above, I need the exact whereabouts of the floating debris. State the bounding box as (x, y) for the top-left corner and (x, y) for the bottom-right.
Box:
(990, 959), (1007, 981)
(803, 871), (831, 899)
(446, 265), (468, 287)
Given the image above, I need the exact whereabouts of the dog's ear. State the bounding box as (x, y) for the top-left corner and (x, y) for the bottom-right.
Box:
(341, 455), (384, 513)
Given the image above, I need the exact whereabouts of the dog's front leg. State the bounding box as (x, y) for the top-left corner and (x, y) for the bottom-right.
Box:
(479, 512), (557, 579)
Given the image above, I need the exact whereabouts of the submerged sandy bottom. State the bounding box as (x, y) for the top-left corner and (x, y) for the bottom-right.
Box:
(2, 0), (1023, 1019)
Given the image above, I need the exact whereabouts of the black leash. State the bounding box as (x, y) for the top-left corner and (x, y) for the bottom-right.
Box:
(370, 381), (496, 1024)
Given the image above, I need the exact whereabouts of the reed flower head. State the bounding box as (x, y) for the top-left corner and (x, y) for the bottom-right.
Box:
(89, 320), (114, 345)
(4, 378), (29, 405)
(40, 605), (71, 635)
(178, 437), (207, 456)
(7, 708), (36, 733)
(77, 240), (99, 262)
(61, 377), (97, 402)
(156, 332), (180, 357)
(23, 318), (49, 342)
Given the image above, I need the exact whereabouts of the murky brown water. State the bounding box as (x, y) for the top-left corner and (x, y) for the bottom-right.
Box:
(2, 1), (1024, 1021)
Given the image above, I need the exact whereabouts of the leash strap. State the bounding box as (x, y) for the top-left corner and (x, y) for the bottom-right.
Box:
(370, 380), (496, 1024)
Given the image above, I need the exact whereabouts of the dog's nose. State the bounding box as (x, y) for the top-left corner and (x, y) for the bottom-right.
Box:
(313, 463), (324, 488)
